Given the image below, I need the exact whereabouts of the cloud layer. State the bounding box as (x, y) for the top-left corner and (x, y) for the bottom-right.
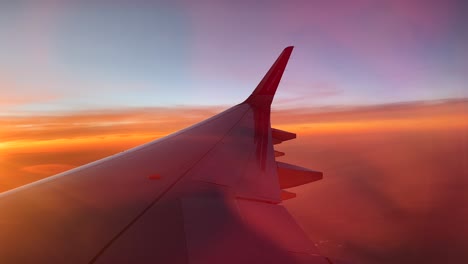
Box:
(0, 99), (467, 264)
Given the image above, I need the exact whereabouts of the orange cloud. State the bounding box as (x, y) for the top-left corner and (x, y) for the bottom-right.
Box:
(21, 163), (75, 175)
(0, 106), (222, 142)
(272, 99), (468, 133)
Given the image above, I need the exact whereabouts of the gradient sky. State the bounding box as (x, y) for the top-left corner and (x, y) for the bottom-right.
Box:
(1, 0), (467, 114)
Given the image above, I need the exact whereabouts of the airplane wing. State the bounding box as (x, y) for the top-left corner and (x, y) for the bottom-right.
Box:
(0, 47), (337, 263)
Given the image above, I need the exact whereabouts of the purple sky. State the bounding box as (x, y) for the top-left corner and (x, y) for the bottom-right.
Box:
(1, 0), (467, 114)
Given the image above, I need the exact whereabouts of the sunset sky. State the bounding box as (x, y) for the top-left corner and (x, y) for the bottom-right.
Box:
(1, 0), (467, 113)
(1, 1), (467, 264)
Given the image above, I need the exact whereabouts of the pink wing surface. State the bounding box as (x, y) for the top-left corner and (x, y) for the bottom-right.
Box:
(0, 47), (339, 263)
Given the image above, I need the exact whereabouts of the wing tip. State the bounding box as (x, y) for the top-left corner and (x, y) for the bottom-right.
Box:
(244, 46), (294, 107)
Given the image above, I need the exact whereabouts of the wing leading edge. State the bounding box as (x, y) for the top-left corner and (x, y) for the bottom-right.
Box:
(0, 47), (337, 264)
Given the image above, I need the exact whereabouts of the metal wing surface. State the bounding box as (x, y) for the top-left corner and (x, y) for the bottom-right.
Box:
(0, 47), (335, 263)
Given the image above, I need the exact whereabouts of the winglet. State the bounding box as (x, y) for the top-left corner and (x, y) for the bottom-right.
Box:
(244, 46), (294, 108)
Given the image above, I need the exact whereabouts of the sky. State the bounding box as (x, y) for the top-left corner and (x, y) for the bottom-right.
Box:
(0, 1), (468, 263)
(0, 0), (467, 114)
